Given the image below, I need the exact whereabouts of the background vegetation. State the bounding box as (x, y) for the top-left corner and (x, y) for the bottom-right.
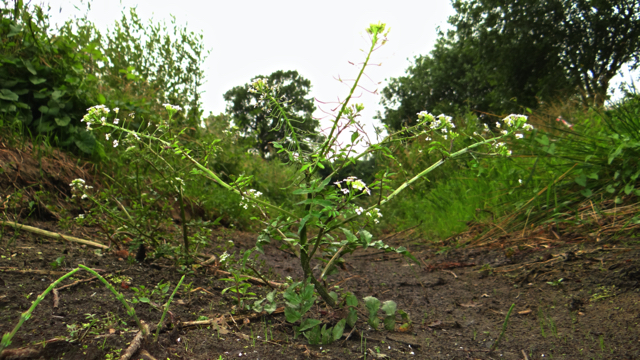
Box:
(1, 0), (639, 255)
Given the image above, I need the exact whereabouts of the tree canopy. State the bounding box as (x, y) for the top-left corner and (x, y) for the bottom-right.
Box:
(224, 70), (318, 158)
(379, 0), (640, 131)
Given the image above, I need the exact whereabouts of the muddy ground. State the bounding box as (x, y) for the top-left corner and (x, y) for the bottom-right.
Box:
(1, 142), (639, 360)
(1, 222), (639, 360)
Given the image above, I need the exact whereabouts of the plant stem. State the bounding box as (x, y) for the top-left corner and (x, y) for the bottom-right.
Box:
(156, 275), (186, 340)
(491, 303), (516, 351)
(0, 268), (80, 353)
(78, 265), (147, 336)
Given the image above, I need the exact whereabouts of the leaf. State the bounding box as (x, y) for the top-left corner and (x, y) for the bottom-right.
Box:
(347, 308), (358, 328)
(55, 116), (71, 126)
(351, 131), (360, 143)
(364, 296), (381, 329)
(332, 319), (347, 341)
(574, 174), (587, 187)
(383, 315), (395, 331)
(298, 318), (321, 332)
(22, 59), (37, 75)
(342, 228), (358, 244)
(580, 189), (592, 197)
(535, 135), (549, 146)
(381, 300), (397, 316)
(320, 324), (331, 345)
(0, 89), (19, 101)
(284, 306), (301, 323)
(29, 76), (46, 85)
(608, 144), (624, 164)
(74, 131), (96, 154)
(359, 230), (373, 248)
(97, 93), (106, 104)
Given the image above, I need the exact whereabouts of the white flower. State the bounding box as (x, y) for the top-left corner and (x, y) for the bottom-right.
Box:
(522, 123), (534, 131)
(355, 207), (364, 215)
(518, 179), (522, 184)
(113, 140), (119, 147)
(81, 194), (88, 200)
(105, 133), (110, 140)
(495, 122), (501, 128)
(100, 117), (106, 124)
(86, 123), (92, 131)
(501, 130), (508, 135)
(341, 188), (350, 194)
(163, 103), (183, 112)
(113, 118), (119, 125)
(515, 133), (524, 139)
(114, 107), (119, 114)
(76, 214), (85, 219)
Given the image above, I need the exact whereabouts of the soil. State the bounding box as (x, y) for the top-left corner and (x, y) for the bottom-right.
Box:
(1, 142), (640, 360)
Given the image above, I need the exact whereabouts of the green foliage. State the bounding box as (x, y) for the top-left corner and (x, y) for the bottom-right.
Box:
(224, 70), (318, 158)
(379, 0), (640, 131)
(0, 2), (100, 154)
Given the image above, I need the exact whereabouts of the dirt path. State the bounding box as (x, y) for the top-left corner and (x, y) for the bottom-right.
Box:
(1, 223), (639, 360)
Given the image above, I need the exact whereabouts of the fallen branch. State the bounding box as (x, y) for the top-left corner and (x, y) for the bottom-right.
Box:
(119, 321), (149, 360)
(0, 221), (108, 249)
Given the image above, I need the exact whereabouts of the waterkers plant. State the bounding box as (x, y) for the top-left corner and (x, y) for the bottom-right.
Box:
(77, 22), (534, 307)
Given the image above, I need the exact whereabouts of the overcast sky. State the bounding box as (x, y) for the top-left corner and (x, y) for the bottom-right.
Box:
(42, 0), (635, 137)
(42, 0), (456, 140)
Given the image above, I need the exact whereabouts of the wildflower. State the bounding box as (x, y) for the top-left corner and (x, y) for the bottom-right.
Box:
(86, 123), (92, 131)
(355, 207), (364, 215)
(163, 103), (183, 112)
(114, 107), (119, 114)
(113, 118), (119, 125)
(105, 133), (110, 140)
(341, 188), (350, 194)
(81, 194), (88, 200)
(503, 114), (527, 127)
(426, 137), (431, 141)
(500, 130), (508, 135)
(519, 179), (522, 184)
(76, 214), (85, 219)
(100, 116), (106, 124)
(515, 133), (524, 139)
(473, 131), (479, 136)
(113, 140), (119, 147)
(495, 122), (501, 128)
(522, 123), (534, 131)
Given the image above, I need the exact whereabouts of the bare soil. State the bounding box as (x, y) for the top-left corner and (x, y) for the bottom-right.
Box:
(1, 141), (639, 360)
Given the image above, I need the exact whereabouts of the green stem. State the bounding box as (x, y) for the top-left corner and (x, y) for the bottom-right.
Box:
(491, 303), (516, 351)
(0, 268), (81, 353)
(77, 265), (147, 336)
(313, 27), (381, 173)
(155, 275), (186, 341)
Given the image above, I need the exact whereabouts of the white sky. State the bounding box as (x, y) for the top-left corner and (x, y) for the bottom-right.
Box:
(42, 0), (456, 142)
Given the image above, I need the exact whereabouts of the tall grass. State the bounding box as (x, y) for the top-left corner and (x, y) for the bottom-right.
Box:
(382, 94), (640, 242)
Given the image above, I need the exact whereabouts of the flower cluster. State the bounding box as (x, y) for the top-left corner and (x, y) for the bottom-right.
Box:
(69, 178), (93, 200)
(249, 78), (269, 93)
(366, 208), (383, 224)
(334, 176), (371, 195)
(162, 103), (183, 112)
(240, 189), (263, 210)
(417, 111), (457, 139)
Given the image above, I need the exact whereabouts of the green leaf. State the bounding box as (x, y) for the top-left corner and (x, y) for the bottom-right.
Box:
(55, 116), (71, 126)
(624, 182), (635, 195)
(359, 230), (373, 248)
(383, 316), (395, 331)
(97, 93), (106, 104)
(22, 59), (37, 75)
(364, 296), (381, 329)
(74, 131), (96, 154)
(0, 89), (19, 101)
(574, 174), (587, 187)
(298, 318), (321, 333)
(351, 131), (360, 143)
(381, 300), (397, 316)
(332, 319), (346, 341)
(535, 135), (549, 146)
(284, 307), (301, 323)
(608, 144), (624, 164)
(580, 189), (592, 197)
(29, 76), (46, 85)
(342, 228), (358, 244)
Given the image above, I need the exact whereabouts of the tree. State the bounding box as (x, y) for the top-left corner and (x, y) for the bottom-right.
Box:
(379, 0), (640, 131)
(224, 70), (318, 158)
